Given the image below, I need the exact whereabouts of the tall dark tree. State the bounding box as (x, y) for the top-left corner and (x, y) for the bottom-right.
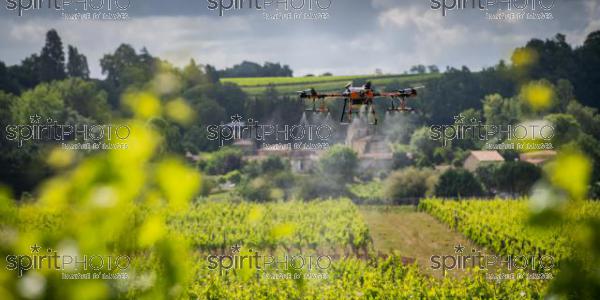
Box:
(9, 54), (42, 91)
(182, 59), (206, 88)
(495, 161), (542, 196)
(575, 30), (600, 108)
(39, 29), (66, 82)
(524, 34), (577, 83)
(204, 64), (220, 84)
(67, 45), (90, 79)
(0, 61), (20, 94)
(434, 168), (484, 198)
(100, 44), (156, 107)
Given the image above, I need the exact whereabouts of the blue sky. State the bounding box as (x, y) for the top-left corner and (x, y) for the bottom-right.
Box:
(1, 0), (598, 78)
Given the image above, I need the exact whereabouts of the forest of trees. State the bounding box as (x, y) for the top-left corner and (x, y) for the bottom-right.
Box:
(218, 61), (293, 77)
(0, 29), (304, 194)
(416, 32), (600, 125)
(0, 29), (599, 198)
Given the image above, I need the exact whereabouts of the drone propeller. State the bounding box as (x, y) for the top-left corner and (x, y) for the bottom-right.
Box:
(297, 88), (318, 98)
(298, 88), (329, 113)
(395, 86), (424, 97)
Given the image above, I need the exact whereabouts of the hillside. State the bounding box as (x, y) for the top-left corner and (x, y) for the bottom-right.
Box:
(220, 73), (441, 95)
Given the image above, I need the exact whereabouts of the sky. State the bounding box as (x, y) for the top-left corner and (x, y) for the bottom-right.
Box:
(0, 0), (598, 78)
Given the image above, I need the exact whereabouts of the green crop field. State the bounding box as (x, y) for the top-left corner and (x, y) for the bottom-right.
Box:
(419, 198), (600, 263)
(220, 73), (440, 96)
(9, 198), (552, 299)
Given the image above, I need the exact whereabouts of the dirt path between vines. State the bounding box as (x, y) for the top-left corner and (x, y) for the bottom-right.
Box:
(359, 205), (483, 278)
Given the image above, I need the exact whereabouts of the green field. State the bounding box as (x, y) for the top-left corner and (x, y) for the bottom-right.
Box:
(419, 198), (600, 263)
(220, 73), (440, 95)
(359, 205), (479, 277)
(169, 199), (370, 252)
(11, 198), (577, 299)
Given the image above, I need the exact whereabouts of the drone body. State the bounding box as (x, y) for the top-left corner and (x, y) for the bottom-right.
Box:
(298, 81), (422, 125)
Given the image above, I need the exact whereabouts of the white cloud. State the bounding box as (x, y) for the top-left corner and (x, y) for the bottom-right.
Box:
(0, 0), (598, 78)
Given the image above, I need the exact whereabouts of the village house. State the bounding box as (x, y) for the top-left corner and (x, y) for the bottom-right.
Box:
(463, 150), (505, 172)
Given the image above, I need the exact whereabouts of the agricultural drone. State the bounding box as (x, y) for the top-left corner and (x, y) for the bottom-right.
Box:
(298, 81), (423, 125)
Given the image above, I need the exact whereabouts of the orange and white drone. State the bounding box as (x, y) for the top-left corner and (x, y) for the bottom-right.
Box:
(298, 81), (423, 125)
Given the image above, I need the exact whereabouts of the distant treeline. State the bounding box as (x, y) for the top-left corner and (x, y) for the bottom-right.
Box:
(218, 61), (293, 78)
(0, 29), (599, 195)
(415, 32), (600, 125)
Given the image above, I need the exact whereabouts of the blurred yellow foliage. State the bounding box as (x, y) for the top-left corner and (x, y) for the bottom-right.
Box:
(546, 150), (592, 200)
(0, 76), (203, 299)
(270, 223), (296, 240)
(138, 215), (166, 247)
(247, 206), (264, 224)
(511, 47), (538, 67)
(165, 98), (194, 125)
(46, 148), (75, 169)
(156, 158), (201, 211)
(123, 92), (161, 119)
(520, 82), (554, 111)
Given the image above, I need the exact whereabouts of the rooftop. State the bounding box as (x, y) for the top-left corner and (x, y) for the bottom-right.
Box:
(469, 150), (505, 162)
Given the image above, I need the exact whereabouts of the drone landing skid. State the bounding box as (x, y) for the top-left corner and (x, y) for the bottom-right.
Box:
(340, 100), (378, 125)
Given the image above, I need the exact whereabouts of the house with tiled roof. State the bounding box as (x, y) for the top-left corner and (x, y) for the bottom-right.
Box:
(463, 150), (505, 172)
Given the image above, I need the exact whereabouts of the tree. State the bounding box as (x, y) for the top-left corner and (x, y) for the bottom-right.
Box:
(554, 79), (574, 112)
(294, 174), (347, 200)
(39, 29), (66, 82)
(452, 108), (484, 150)
(100, 44), (156, 107)
(495, 161), (541, 196)
(420, 66), (515, 125)
(410, 127), (437, 162)
(8, 54), (42, 91)
(319, 145), (358, 183)
(384, 167), (434, 201)
(149, 117), (183, 154)
(182, 59), (207, 88)
(428, 65), (440, 74)
(204, 64), (220, 84)
(218, 61), (293, 77)
(66, 45), (90, 79)
(0, 61), (20, 94)
(475, 163), (500, 194)
(56, 78), (110, 121)
(391, 145), (413, 169)
(575, 30), (600, 108)
(11, 82), (65, 123)
(578, 133), (600, 198)
(544, 113), (581, 146)
(204, 82), (247, 117)
(410, 65), (427, 74)
(260, 156), (287, 174)
(238, 177), (272, 202)
(523, 34), (577, 84)
(482, 94), (521, 126)
(202, 147), (244, 175)
(434, 168), (483, 197)
(566, 101), (600, 138)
